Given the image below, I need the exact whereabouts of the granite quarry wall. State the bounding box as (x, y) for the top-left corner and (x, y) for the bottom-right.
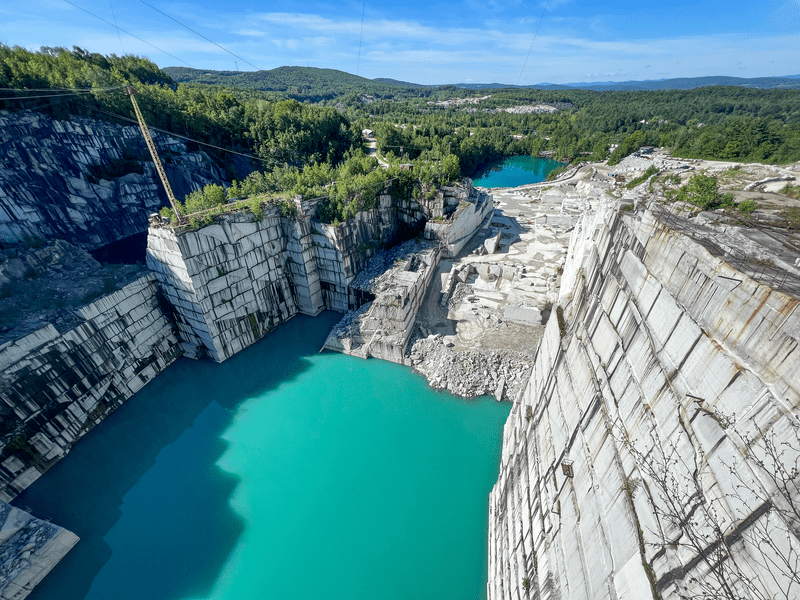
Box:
(423, 180), (493, 257)
(146, 208), (301, 363)
(488, 205), (800, 600)
(144, 180), (487, 363)
(0, 110), (228, 249)
(0, 274), (181, 502)
(145, 186), (435, 362)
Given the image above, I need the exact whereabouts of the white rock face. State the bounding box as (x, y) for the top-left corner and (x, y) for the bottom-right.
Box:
(0, 273), (181, 501)
(324, 240), (441, 363)
(0, 501), (78, 600)
(488, 205), (800, 600)
(146, 180), (485, 364)
(423, 183), (493, 257)
(147, 209), (300, 362)
(146, 197), (420, 362)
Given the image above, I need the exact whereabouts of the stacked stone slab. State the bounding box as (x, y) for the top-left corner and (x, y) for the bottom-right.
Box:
(0, 110), (227, 249)
(0, 274), (180, 501)
(0, 501), (79, 600)
(488, 204), (800, 600)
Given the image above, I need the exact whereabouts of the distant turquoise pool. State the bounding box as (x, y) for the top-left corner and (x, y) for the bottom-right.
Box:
(471, 155), (563, 188)
(16, 313), (511, 600)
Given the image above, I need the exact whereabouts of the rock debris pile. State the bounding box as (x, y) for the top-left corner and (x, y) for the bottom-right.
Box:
(408, 335), (533, 401)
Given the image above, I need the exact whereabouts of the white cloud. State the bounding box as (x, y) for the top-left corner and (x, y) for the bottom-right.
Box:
(233, 29), (266, 38)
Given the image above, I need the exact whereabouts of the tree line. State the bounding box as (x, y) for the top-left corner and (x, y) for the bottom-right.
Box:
(3, 45), (799, 229)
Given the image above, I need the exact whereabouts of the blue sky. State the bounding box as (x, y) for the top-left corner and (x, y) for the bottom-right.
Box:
(2, 0), (799, 84)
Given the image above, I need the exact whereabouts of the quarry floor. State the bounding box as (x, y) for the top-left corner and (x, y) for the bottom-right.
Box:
(410, 151), (800, 400)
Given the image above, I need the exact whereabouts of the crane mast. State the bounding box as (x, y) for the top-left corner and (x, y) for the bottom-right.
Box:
(125, 85), (184, 223)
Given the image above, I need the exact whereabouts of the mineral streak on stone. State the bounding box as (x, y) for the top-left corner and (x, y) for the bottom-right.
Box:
(0, 501), (78, 600)
(0, 274), (181, 501)
(0, 110), (228, 249)
(146, 208), (301, 363)
(487, 200), (800, 600)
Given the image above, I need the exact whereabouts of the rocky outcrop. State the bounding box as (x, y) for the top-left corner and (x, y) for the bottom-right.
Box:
(0, 110), (228, 249)
(324, 239), (440, 363)
(488, 203), (800, 600)
(0, 273), (181, 501)
(423, 182), (493, 257)
(0, 501), (78, 600)
(145, 180), (482, 363)
(146, 207), (301, 362)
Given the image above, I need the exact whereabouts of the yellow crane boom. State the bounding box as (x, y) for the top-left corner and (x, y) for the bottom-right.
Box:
(125, 85), (184, 223)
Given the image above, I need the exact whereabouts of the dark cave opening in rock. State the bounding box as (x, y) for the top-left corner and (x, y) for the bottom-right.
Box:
(90, 231), (148, 265)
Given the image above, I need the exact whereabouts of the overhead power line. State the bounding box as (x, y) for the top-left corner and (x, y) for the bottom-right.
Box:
(62, 0), (195, 68)
(518, 0), (550, 85)
(138, 0), (261, 71)
(76, 100), (273, 164)
(0, 88), (123, 101)
(356, 0), (366, 76)
(0, 85), (125, 100)
(108, 0), (126, 55)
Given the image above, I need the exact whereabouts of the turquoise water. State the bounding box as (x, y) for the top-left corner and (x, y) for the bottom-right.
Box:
(15, 312), (511, 600)
(471, 155), (563, 188)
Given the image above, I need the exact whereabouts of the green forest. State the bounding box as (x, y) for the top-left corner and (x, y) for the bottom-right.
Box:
(164, 66), (430, 103)
(3, 45), (800, 224)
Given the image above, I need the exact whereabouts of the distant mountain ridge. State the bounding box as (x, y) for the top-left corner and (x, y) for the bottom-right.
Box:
(164, 66), (800, 95)
(454, 75), (800, 91)
(372, 77), (426, 88)
(163, 66), (429, 101)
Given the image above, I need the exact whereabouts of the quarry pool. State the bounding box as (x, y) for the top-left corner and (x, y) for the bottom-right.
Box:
(15, 312), (511, 600)
(471, 155), (563, 188)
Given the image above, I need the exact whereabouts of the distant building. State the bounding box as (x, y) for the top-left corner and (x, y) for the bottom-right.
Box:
(400, 163), (413, 171)
(639, 146), (655, 154)
(362, 128), (374, 137)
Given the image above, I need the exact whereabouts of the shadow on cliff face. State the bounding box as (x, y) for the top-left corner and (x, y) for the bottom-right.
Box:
(14, 311), (341, 600)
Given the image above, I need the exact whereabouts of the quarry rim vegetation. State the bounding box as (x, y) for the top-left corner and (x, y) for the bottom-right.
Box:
(3, 47), (800, 221)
